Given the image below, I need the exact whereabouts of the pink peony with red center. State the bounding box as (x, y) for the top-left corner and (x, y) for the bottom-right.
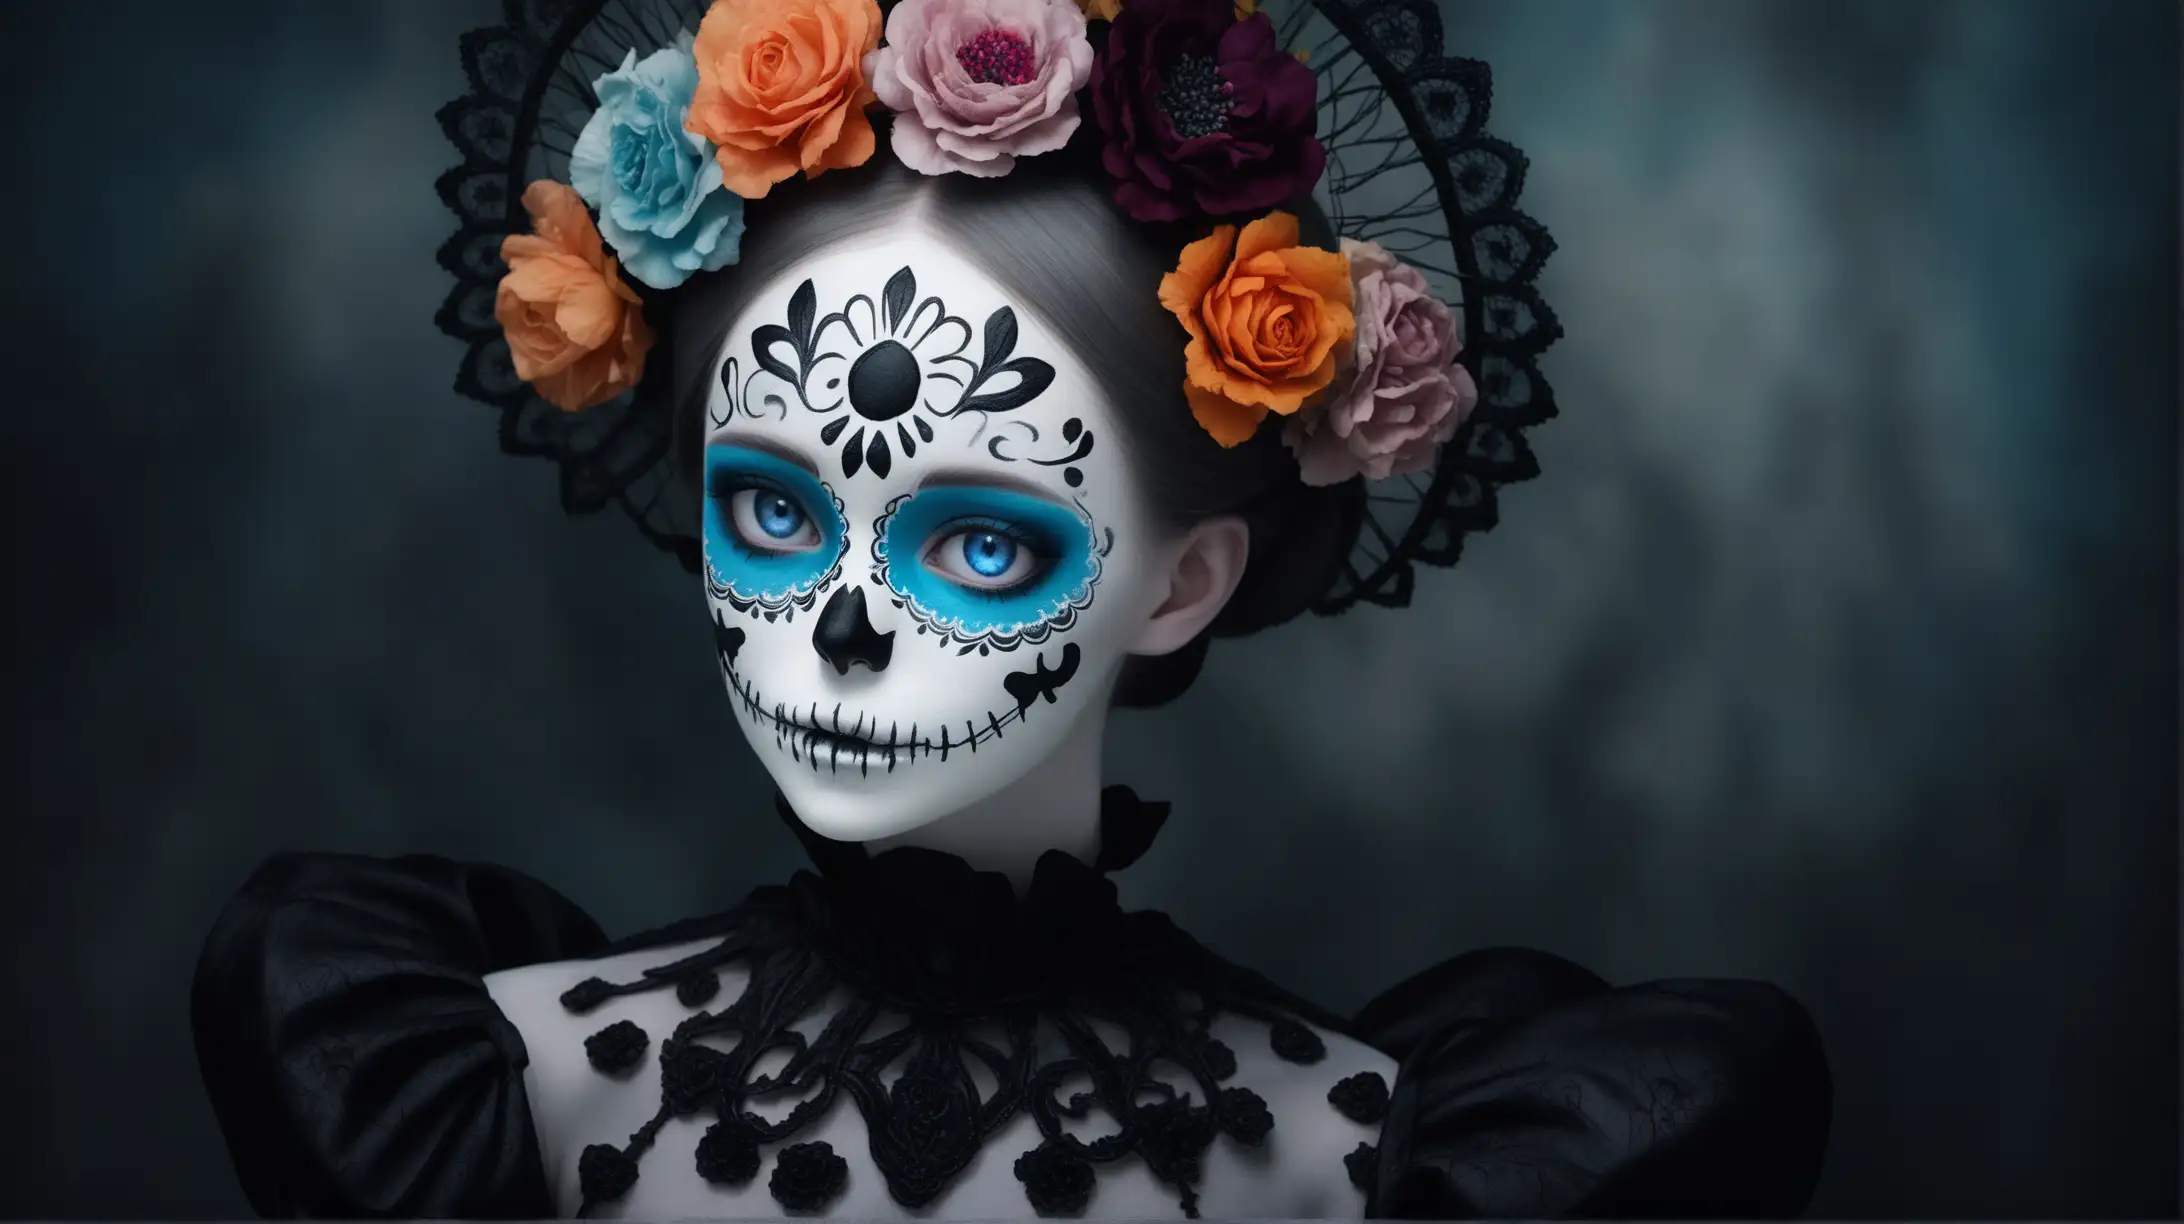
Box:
(863, 0), (1095, 177)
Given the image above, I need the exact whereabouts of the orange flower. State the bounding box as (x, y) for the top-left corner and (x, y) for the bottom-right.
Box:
(686, 0), (883, 199)
(1157, 211), (1354, 447)
(495, 181), (654, 413)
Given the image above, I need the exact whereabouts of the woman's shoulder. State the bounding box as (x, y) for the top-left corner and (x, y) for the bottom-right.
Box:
(190, 851), (612, 1218)
(1356, 946), (1832, 1219)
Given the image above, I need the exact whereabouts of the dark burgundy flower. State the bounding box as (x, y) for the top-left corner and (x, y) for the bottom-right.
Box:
(1088, 0), (1324, 221)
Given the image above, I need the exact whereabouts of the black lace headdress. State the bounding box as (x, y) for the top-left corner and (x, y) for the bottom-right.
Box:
(434, 0), (1558, 611)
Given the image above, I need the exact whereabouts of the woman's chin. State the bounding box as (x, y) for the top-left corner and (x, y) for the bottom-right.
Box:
(769, 769), (962, 844)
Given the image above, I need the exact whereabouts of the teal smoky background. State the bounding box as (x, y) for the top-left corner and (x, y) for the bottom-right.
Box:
(1, 0), (2173, 1215)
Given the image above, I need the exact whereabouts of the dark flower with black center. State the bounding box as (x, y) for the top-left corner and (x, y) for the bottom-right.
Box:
(1345, 1140), (1378, 1192)
(1328, 1070), (1390, 1123)
(1014, 1139), (1097, 1215)
(560, 977), (614, 1013)
(769, 1141), (849, 1213)
(1216, 1086), (1273, 1144)
(695, 1120), (761, 1186)
(584, 1020), (649, 1074)
(1268, 1017), (1326, 1064)
(577, 1143), (639, 1203)
(1087, 0), (1324, 222)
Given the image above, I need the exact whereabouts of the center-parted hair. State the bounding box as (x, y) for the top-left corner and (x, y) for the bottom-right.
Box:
(666, 120), (1365, 706)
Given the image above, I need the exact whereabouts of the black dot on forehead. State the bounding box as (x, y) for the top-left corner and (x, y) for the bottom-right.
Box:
(1064, 467), (1083, 487)
(848, 340), (918, 421)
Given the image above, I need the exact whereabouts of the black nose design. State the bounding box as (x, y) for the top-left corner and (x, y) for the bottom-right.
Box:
(812, 585), (895, 675)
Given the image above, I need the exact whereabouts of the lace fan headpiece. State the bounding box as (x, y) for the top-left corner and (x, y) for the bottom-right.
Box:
(434, 0), (1559, 612)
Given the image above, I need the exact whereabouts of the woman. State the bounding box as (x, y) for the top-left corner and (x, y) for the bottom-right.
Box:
(192, 0), (1831, 1216)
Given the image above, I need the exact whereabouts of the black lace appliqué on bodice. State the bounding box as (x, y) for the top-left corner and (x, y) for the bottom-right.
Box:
(556, 788), (1362, 1217)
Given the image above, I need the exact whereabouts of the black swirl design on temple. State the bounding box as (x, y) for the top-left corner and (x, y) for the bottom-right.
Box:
(979, 415), (1097, 490)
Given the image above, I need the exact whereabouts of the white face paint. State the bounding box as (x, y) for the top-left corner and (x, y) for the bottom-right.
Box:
(701, 233), (1169, 842)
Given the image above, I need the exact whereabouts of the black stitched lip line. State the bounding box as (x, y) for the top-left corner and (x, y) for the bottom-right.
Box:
(723, 667), (1026, 777)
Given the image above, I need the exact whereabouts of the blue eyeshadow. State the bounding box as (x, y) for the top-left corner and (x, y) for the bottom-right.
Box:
(702, 444), (846, 598)
(882, 486), (1097, 635)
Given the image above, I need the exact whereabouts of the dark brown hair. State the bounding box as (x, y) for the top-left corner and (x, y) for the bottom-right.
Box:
(664, 120), (1362, 705)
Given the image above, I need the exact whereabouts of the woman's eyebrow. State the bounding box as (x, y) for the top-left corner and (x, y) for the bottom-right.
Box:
(915, 466), (1068, 504)
(709, 431), (822, 477)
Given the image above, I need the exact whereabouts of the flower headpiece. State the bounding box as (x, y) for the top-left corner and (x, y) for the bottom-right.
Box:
(439, 0), (1559, 610)
(486, 0), (1480, 484)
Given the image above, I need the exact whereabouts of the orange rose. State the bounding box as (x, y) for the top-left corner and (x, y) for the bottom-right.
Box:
(686, 0), (883, 199)
(495, 181), (654, 413)
(1158, 211), (1355, 447)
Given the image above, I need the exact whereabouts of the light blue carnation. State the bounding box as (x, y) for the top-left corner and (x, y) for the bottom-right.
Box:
(569, 34), (746, 291)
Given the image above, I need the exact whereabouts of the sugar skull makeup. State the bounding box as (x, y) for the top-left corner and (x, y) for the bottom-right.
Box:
(702, 235), (1170, 842)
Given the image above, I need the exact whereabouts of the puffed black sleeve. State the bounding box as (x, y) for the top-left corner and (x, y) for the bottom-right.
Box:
(191, 853), (610, 1218)
(1359, 947), (1831, 1218)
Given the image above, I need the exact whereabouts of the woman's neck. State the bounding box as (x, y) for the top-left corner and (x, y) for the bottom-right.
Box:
(865, 701), (1107, 893)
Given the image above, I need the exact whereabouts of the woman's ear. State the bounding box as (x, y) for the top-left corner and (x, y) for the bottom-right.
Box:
(1132, 516), (1250, 656)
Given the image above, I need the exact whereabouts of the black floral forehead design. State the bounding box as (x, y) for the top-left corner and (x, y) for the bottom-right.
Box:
(435, 0), (1559, 609)
(719, 266), (1057, 480)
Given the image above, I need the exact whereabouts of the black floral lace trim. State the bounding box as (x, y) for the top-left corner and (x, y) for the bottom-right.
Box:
(1328, 1070), (1389, 1123)
(584, 1019), (648, 1074)
(770, 1141), (849, 1213)
(1344, 1141), (1378, 1193)
(557, 917), (1332, 1217)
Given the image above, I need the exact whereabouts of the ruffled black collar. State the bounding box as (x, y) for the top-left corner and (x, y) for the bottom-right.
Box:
(773, 786), (1176, 1012)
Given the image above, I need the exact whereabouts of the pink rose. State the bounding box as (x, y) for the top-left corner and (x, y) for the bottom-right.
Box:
(1285, 238), (1477, 485)
(863, 0), (1094, 177)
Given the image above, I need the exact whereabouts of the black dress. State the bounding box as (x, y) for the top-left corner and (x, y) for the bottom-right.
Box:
(191, 789), (1831, 1218)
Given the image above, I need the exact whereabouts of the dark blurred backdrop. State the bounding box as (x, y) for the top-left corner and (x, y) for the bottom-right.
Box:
(2, 0), (2176, 1216)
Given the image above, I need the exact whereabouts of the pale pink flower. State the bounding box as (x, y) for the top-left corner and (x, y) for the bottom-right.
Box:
(1285, 238), (1477, 485)
(863, 0), (1094, 177)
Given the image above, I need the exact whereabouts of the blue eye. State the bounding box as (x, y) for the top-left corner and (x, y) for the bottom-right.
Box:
(964, 532), (1014, 576)
(752, 492), (805, 540)
(724, 486), (820, 554)
(923, 520), (1045, 592)
(885, 486), (1094, 630)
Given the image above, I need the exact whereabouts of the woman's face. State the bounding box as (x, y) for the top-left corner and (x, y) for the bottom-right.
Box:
(701, 232), (1170, 842)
